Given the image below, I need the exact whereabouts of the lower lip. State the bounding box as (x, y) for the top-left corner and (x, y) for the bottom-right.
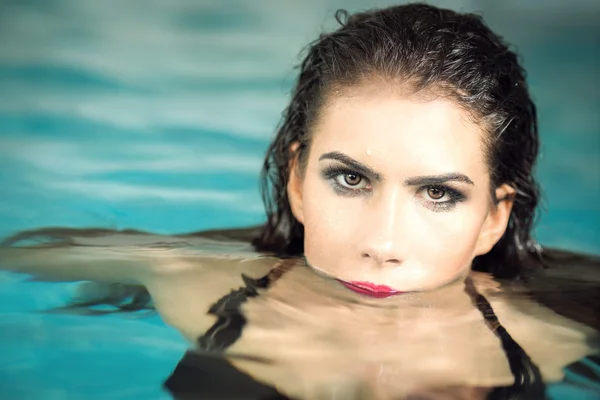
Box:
(337, 280), (402, 298)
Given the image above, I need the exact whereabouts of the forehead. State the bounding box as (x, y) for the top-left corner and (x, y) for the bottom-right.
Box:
(311, 88), (489, 178)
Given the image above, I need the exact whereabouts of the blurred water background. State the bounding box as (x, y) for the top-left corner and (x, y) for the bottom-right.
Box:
(0, 0), (598, 399)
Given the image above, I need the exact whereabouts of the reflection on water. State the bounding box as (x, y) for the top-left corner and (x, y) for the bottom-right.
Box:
(1, 230), (599, 399)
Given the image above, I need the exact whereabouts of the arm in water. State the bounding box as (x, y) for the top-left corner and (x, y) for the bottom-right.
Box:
(0, 225), (265, 284)
(0, 226), (280, 341)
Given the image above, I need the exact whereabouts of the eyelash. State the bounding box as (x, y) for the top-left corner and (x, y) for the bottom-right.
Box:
(321, 166), (467, 212)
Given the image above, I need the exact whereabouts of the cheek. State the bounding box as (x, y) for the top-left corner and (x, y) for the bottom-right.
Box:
(412, 205), (488, 272)
(300, 180), (357, 260)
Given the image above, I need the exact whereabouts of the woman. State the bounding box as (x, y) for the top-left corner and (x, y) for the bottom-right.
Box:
(1, 3), (599, 399)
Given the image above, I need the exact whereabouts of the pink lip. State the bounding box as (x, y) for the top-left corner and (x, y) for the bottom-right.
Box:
(337, 280), (402, 298)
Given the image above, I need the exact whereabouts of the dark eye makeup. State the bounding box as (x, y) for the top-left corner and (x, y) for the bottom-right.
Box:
(320, 165), (468, 211)
(419, 184), (466, 212)
(321, 165), (371, 197)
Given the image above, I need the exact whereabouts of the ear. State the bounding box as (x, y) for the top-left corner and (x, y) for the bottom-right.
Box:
(287, 142), (305, 224)
(474, 184), (516, 256)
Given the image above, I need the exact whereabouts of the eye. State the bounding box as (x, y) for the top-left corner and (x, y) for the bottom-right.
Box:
(427, 187), (447, 201)
(321, 166), (371, 195)
(334, 172), (370, 190)
(418, 184), (467, 212)
(339, 173), (363, 187)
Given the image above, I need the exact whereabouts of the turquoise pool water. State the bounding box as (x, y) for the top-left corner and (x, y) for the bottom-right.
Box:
(0, 0), (598, 399)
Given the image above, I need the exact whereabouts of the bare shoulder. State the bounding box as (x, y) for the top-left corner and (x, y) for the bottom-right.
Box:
(1, 225), (283, 341)
(144, 253), (282, 342)
(469, 269), (599, 383)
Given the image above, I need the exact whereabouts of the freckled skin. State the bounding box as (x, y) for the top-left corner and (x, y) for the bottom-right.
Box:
(288, 86), (513, 292)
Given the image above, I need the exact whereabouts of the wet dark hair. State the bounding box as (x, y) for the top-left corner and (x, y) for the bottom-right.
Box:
(253, 3), (542, 279)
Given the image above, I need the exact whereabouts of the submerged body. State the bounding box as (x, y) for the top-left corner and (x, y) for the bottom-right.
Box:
(1, 227), (598, 399)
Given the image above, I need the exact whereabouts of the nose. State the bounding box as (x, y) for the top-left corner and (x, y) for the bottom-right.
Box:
(359, 190), (407, 267)
(361, 239), (403, 266)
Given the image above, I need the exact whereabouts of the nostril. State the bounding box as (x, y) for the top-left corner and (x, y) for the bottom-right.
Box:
(363, 252), (402, 265)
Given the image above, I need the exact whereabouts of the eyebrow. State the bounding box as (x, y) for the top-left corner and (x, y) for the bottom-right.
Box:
(404, 174), (474, 186)
(319, 151), (382, 181)
(318, 151), (474, 186)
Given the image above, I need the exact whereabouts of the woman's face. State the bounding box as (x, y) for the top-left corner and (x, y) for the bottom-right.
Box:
(288, 85), (514, 294)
